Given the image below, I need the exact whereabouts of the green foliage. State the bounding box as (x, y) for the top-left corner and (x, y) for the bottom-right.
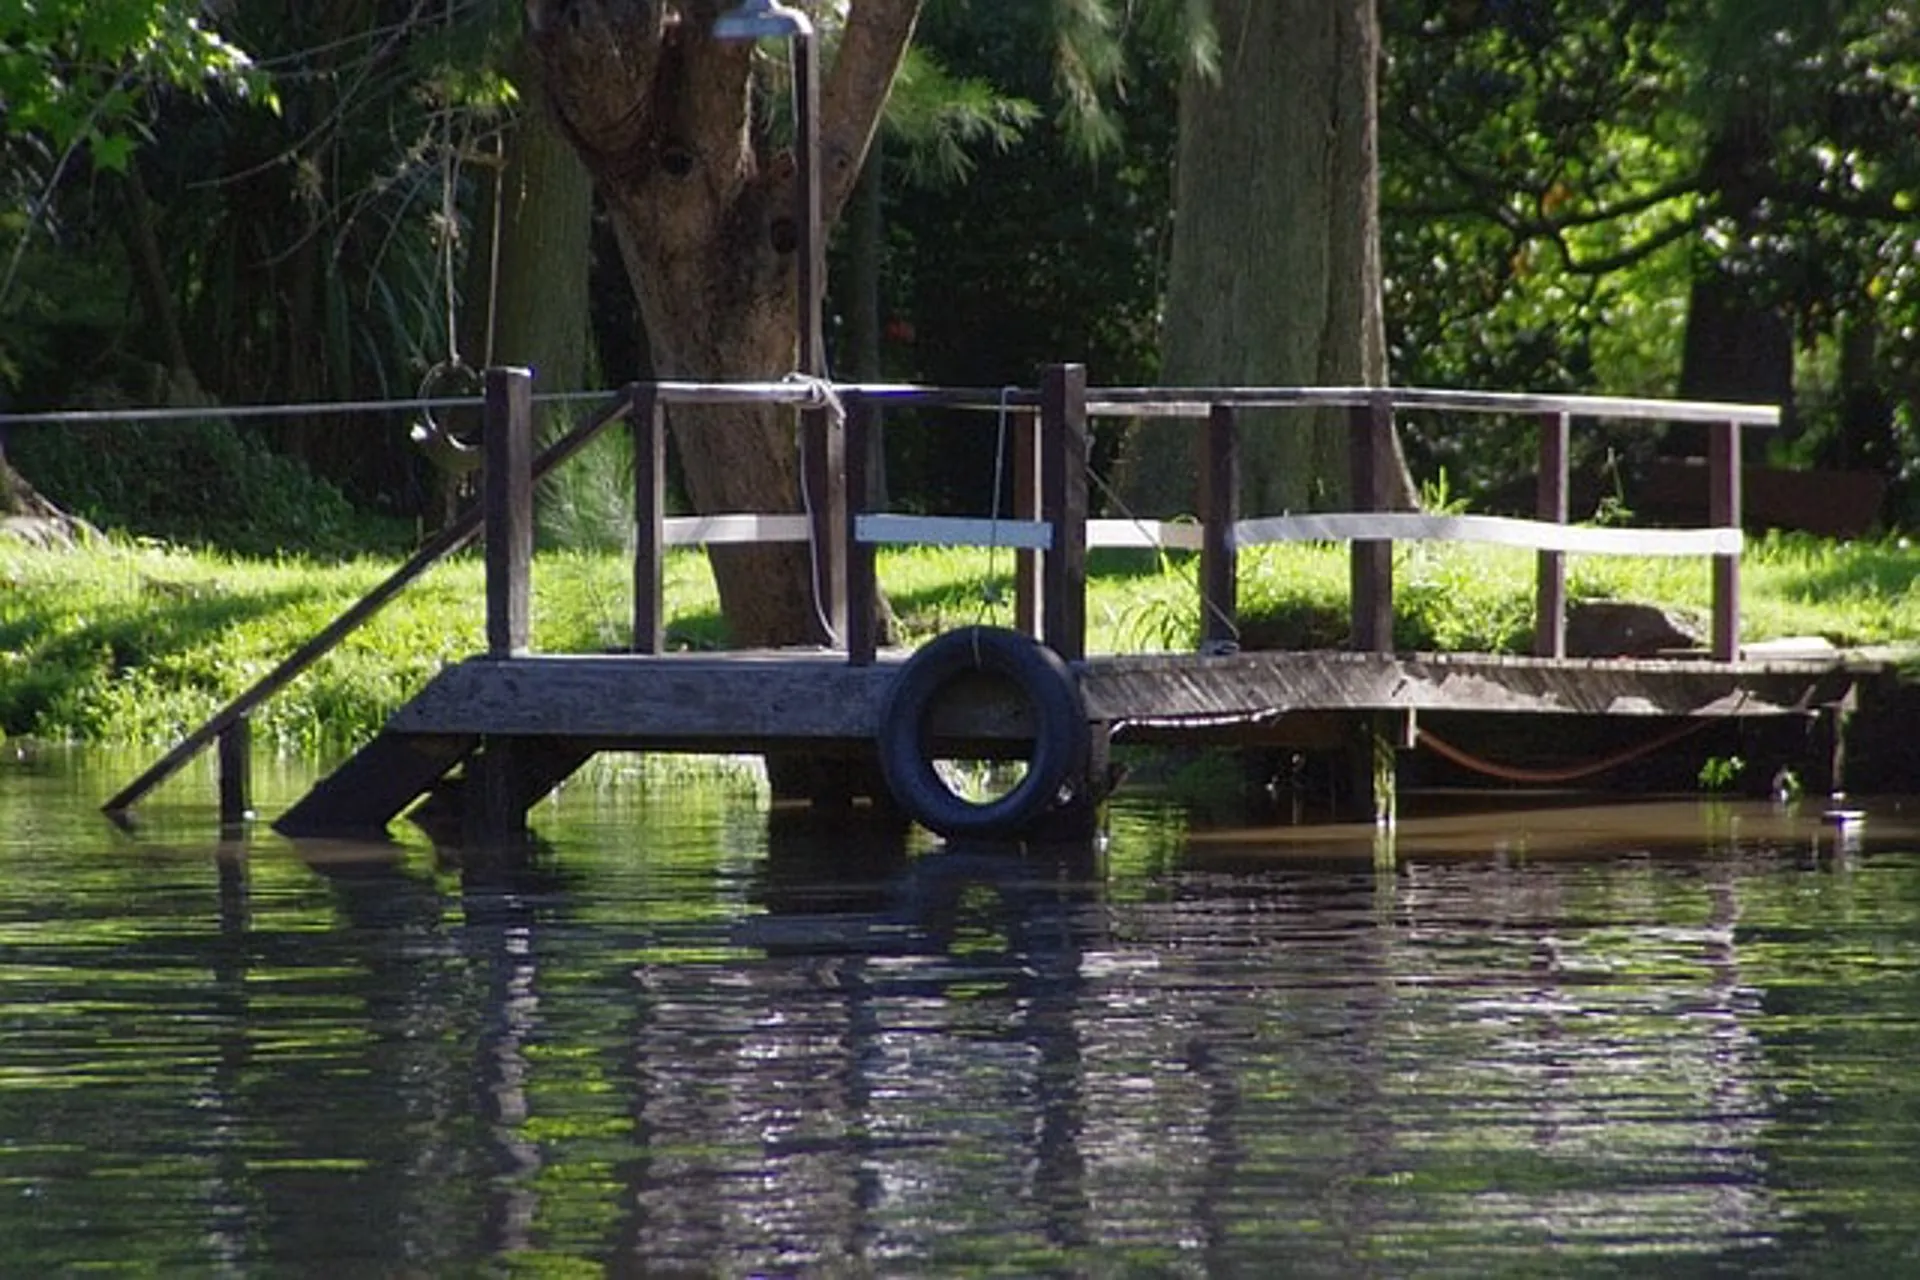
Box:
(3, 534), (1919, 748)
(1698, 753), (1745, 792)
(7, 408), (371, 557)
(883, 47), (1041, 187)
(1379, 0), (1920, 511)
(0, 0), (270, 163)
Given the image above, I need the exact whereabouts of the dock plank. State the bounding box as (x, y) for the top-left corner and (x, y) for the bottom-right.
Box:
(380, 650), (1861, 751)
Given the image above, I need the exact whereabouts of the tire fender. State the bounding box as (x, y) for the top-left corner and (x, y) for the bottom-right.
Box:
(876, 626), (1087, 840)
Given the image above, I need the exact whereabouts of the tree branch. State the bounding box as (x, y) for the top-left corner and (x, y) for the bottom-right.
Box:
(818, 0), (921, 224)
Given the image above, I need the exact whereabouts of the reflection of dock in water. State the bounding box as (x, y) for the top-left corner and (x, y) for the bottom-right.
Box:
(211, 806), (1825, 1272)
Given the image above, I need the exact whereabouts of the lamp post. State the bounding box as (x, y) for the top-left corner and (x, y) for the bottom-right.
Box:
(713, 0), (822, 380)
(713, 1), (843, 644)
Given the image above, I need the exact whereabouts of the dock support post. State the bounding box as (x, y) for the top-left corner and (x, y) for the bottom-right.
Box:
(631, 384), (665, 655)
(1709, 418), (1742, 662)
(1534, 410), (1570, 658)
(1041, 364), (1089, 662)
(1823, 684), (1858, 800)
(1348, 397), (1395, 653)
(217, 715), (252, 826)
(466, 738), (528, 846)
(1200, 404), (1240, 651)
(484, 367), (534, 658)
(1014, 409), (1043, 640)
(1345, 709), (1413, 831)
(846, 396), (879, 665)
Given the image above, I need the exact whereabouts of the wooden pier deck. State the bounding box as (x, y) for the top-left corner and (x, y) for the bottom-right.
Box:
(103, 366), (1879, 844)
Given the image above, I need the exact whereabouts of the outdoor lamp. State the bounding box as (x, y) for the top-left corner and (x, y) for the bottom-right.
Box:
(712, 0), (814, 39)
(710, 0), (822, 378)
(712, 0), (840, 639)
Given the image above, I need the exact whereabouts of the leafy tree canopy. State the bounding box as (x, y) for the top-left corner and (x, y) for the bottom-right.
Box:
(0, 0), (269, 170)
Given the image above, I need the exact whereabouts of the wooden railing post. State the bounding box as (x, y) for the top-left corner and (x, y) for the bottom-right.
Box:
(846, 396), (879, 665)
(1709, 418), (1742, 661)
(217, 715), (252, 826)
(1534, 410), (1571, 658)
(1200, 404), (1240, 650)
(1348, 396), (1395, 654)
(1040, 364), (1089, 662)
(803, 402), (849, 648)
(631, 384), (665, 655)
(484, 366), (534, 658)
(1013, 408), (1043, 639)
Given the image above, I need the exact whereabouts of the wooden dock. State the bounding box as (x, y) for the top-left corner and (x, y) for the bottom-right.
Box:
(103, 366), (1876, 844)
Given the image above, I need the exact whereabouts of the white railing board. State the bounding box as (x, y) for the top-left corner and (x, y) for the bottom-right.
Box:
(855, 514), (1054, 550)
(1086, 519), (1206, 551)
(664, 514), (814, 546)
(1234, 512), (1743, 558)
(1087, 386), (1780, 427)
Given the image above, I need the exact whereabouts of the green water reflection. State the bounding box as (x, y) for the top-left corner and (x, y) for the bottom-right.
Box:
(1, 747), (1918, 1275)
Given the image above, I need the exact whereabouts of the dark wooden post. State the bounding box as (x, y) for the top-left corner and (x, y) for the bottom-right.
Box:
(803, 403), (849, 647)
(1709, 418), (1742, 662)
(1348, 396), (1395, 653)
(484, 366), (534, 658)
(1534, 410), (1571, 659)
(1013, 408), (1043, 639)
(846, 396), (879, 665)
(1040, 364), (1089, 662)
(631, 384), (665, 655)
(1200, 404), (1240, 650)
(467, 740), (527, 846)
(217, 715), (251, 826)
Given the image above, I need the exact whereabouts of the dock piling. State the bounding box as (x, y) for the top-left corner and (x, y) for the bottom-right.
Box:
(1534, 410), (1571, 658)
(1040, 364), (1089, 662)
(484, 367), (534, 658)
(1348, 397), (1396, 653)
(632, 384), (666, 655)
(1200, 404), (1240, 650)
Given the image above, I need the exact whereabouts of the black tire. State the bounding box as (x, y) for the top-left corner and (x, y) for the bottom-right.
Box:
(877, 626), (1088, 840)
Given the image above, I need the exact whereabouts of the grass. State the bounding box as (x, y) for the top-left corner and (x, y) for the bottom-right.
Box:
(2, 530), (1917, 749)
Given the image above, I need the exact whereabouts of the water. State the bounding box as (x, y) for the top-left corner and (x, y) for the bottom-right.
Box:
(3, 747), (1920, 1275)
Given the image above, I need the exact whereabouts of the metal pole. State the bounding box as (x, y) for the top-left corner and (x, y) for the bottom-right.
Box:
(794, 30), (823, 379)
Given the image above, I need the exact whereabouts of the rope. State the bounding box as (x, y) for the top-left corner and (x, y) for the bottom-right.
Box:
(1414, 713), (1727, 786)
(782, 372), (846, 647)
(978, 385), (1016, 622)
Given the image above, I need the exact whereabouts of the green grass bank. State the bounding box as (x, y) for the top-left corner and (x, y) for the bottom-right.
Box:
(3, 532), (1918, 751)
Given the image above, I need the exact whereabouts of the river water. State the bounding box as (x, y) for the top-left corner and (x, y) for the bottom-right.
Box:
(3, 746), (1919, 1276)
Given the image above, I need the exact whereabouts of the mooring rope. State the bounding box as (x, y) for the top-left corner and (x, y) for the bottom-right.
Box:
(1413, 713), (1727, 786)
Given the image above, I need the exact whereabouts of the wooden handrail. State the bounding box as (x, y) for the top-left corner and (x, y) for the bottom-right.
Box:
(104, 383), (638, 815)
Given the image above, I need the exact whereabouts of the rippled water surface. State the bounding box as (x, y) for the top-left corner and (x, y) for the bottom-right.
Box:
(4, 748), (1920, 1276)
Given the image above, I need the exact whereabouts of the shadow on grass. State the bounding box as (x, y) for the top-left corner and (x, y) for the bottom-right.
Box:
(1750, 536), (1919, 608)
(0, 582), (329, 737)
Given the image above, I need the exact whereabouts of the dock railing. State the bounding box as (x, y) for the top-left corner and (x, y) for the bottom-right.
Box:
(520, 364), (1779, 670)
(99, 363), (1776, 817)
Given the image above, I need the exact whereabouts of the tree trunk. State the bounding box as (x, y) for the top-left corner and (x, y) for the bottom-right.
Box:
(467, 47), (597, 404)
(1119, 0), (1413, 517)
(1672, 109), (1792, 459)
(526, 0), (917, 647)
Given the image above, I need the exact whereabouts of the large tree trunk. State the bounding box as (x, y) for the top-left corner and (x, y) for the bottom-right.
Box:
(1120, 0), (1412, 517)
(1672, 112), (1792, 460)
(467, 47), (597, 403)
(525, 0), (916, 647)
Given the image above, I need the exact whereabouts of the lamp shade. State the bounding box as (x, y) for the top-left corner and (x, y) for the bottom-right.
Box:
(712, 0), (813, 39)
